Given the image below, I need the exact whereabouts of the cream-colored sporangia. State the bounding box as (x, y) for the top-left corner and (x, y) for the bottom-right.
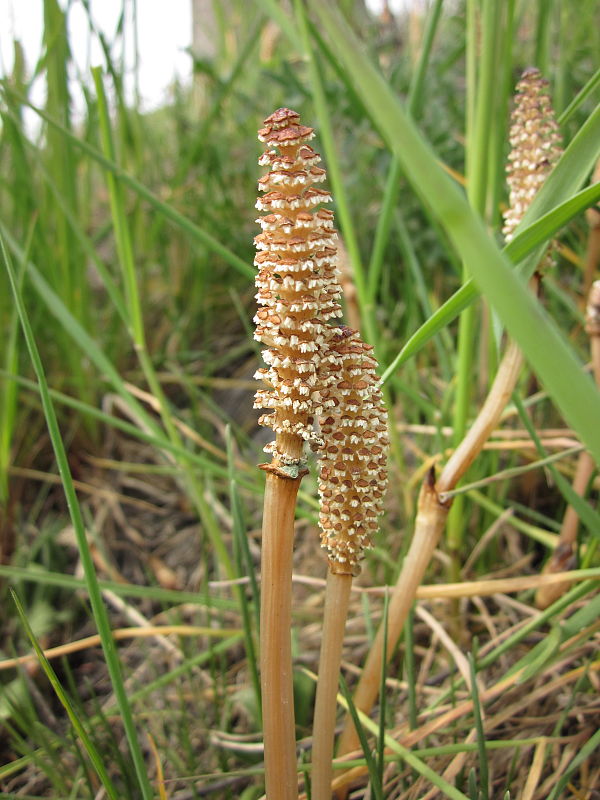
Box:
(253, 108), (343, 464)
(317, 326), (389, 575)
(502, 67), (562, 243)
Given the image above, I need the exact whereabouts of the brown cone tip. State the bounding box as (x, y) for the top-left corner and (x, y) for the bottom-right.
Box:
(253, 109), (342, 461)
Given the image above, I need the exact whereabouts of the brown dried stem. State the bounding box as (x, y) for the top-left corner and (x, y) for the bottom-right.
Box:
(437, 341), (524, 495)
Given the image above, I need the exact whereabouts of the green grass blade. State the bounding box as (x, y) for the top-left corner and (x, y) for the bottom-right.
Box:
(1, 234), (154, 800)
(0, 224), (163, 439)
(226, 428), (261, 719)
(32, 147), (128, 325)
(0, 219), (34, 503)
(382, 281), (479, 381)
(0, 563), (237, 610)
(377, 593), (390, 788)
(558, 64), (600, 125)
(338, 674), (384, 800)
(92, 66), (145, 345)
(547, 726), (600, 799)
(10, 589), (119, 800)
(404, 607), (418, 731)
(367, 0), (444, 302)
(468, 651), (489, 800)
(441, 445), (584, 501)
(509, 181), (600, 262)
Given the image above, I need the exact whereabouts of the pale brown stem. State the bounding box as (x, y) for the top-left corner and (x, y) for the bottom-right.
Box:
(260, 468), (301, 800)
(558, 452), (595, 548)
(437, 340), (524, 493)
(312, 571), (353, 800)
(336, 473), (449, 762)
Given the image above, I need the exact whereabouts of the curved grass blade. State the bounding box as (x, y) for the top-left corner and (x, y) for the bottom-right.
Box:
(338, 674), (384, 800)
(0, 564), (236, 610)
(468, 651), (489, 800)
(547, 725), (600, 800)
(0, 370), (259, 492)
(511, 394), (600, 540)
(559, 64), (600, 125)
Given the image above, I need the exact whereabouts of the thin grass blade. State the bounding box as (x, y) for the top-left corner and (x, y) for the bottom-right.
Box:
(10, 589), (119, 800)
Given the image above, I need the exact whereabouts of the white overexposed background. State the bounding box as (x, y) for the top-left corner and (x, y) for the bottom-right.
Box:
(3, 0), (193, 123)
(2, 0), (417, 124)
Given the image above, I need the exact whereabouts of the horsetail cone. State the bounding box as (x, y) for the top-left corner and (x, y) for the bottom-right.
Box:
(253, 108), (388, 570)
(318, 327), (389, 575)
(253, 108), (343, 466)
(502, 67), (562, 244)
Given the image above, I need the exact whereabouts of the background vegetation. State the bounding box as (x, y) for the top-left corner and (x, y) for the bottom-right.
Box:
(1, 0), (599, 797)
